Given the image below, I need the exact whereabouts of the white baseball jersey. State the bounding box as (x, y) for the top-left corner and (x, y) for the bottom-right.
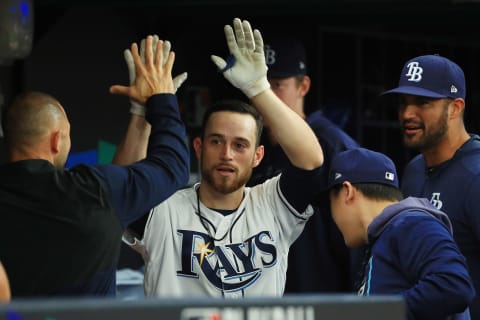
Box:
(129, 175), (313, 298)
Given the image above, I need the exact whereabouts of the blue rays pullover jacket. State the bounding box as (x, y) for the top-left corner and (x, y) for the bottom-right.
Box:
(360, 197), (475, 320)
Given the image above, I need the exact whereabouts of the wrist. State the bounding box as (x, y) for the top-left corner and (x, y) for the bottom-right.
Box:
(244, 77), (270, 99)
(129, 101), (146, 117)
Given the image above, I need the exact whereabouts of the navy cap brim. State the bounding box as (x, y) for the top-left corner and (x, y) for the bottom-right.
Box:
(382, 86), (447, 98)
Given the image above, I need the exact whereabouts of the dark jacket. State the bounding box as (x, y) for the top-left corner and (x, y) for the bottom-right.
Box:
(0, 94), (189, 297)
(362, 197), (475, 320)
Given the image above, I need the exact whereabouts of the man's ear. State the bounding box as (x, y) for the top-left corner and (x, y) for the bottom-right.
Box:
(343, 181), (356, 204)
(50, 130), (61, 154)
(450, 98), (466, 120)
(299, 75), (311, 97)
(193, 136), (202, 160)
(253, 145), (264, 168)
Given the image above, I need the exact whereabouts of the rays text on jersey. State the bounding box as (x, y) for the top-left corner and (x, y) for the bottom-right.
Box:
(177, 230), (277, 292)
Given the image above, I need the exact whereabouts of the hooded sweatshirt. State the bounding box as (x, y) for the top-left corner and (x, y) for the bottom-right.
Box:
(359, 197), (475, 320)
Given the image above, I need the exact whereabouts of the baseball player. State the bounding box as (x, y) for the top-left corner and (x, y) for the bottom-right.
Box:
(118, 18), (324, 297)
(326, 148), (474, 319)
(382, 54), (480, 318)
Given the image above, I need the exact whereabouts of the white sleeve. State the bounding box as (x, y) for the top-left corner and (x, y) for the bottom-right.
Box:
(250, 175), (314, 247)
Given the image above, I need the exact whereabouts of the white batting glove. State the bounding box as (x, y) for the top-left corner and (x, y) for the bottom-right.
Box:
(211, 18), (270, 99)
(124, 36), (188, 116)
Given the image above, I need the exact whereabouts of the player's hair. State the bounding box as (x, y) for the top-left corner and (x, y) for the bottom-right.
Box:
(200, 99), (263, 146)
(2, 91), (65, 148)
(294, 74), (306, 87)
(331, 183), (404, 202)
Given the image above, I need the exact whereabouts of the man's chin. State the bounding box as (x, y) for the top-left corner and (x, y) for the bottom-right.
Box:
(403, 137), (424, 151)
(213, 179), (247, 194)
(214, 184), (237, 194)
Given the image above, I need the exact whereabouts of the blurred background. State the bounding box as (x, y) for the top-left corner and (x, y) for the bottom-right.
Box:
(1, 0), (480, 178)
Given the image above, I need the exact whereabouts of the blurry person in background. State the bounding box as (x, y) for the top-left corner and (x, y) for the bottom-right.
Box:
(248, 34), (361, 293)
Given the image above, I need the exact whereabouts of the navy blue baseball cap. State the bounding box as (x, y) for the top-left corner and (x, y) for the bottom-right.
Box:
(327, 148), (399, 189)
(264, 37), (307, 78)
(382, 54), (465, 99)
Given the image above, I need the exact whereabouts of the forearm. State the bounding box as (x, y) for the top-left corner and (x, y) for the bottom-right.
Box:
(113, 114), (151, 165)
(0, 262), (10, 302)
(405, 271), (474, 319)
(99, 94), (190, 227)
(401, 221), (475, 319)
(212, 18), (322, 170)
(251, 89), (323, 169)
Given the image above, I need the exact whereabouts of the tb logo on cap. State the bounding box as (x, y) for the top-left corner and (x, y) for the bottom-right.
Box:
(264, 45), (276, 66)
(405, 62), (423, 82)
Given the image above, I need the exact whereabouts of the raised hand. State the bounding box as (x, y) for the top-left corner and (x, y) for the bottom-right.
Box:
(211, 18), (270, 98)
(122, 36), (188, 116)
(110, 36), (175, 105)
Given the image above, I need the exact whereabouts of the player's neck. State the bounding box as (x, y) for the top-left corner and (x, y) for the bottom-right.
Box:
(197, 183), (245, 210)
(422, 129), (470, 167)
(9, 146), (55, 165)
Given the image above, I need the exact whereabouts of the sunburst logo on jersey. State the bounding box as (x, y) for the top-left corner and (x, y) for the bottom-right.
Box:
(195, 241), (215, 265)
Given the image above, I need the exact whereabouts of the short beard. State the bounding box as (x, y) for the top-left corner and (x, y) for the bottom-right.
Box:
(201, 165), (252, 195)
(403, 103), (449, 151)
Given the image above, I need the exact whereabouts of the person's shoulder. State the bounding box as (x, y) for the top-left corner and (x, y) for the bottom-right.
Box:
(307, 110), (339, 131)
(379, 213), (435, 246)
(155, 186), (195, 207)
(404, 154), (425, 172)
(247, 175), (281, 196)
(67, 163), (98, 173)
(59, 164), (104, 186)
(307, 111), (358, 146)
(388, 209), (449, 235)
(148, 186), (196, 225)
(252, 174), (280, 187)
(457, 136), (480, 172)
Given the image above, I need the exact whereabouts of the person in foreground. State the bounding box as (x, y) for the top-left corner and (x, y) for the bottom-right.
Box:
(0, 262), (10, 302)
(326, 147), (475, 320)
(382, 54), (480, 318)
(0, 36), (189, 297)
(119, 18), (324, 297)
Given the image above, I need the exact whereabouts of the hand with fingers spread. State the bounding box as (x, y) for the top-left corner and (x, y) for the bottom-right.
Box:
(124, 35), (188, 116)
(123, 35), (161, 116)
(109, 35), (176, 106)
(211, 17), (270, 98)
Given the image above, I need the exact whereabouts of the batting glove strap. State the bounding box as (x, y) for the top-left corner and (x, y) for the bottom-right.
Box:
(129, 101), (146, 116)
